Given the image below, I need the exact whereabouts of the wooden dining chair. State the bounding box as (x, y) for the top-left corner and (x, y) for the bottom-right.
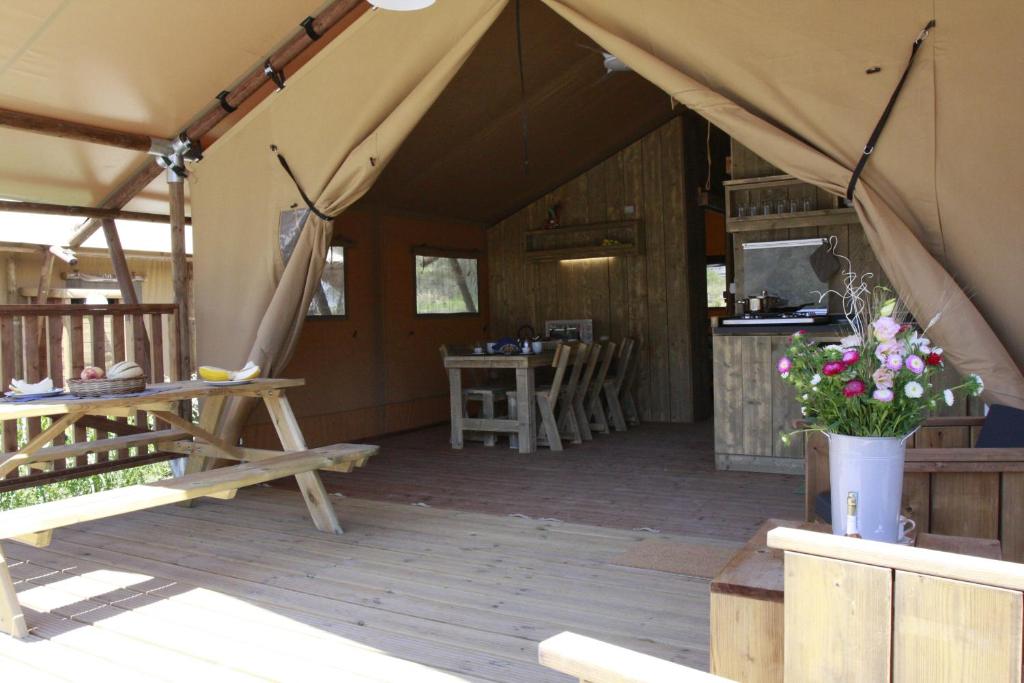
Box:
(439, 345), (508, 447)
(507, 343), (572, 451)
(555, 341), (589, 444)
(570, 342), (602, 442)
(602, 337), (635, 432)
(585, 341), (617, 435)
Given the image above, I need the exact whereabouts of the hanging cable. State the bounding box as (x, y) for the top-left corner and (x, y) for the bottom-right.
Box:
(514, 0), (530, 174)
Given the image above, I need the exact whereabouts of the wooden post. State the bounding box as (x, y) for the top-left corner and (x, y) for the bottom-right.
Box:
(100, 219), (139, 305)
(168, 181), (191, 381)
(34, 249), (55, 305)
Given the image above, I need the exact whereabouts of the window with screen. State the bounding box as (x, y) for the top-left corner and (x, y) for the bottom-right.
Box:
(307, 246), (346, 317)
(706, 262), (727, 308)
(414, 252), (479, 315)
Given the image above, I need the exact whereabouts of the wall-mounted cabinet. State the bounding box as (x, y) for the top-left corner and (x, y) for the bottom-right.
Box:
(523, 219), (644, 262)
(724, 175), (856, 233)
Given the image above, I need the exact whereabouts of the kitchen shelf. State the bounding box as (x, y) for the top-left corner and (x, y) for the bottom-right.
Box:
(524, 219), (643, 262)
(724, 174), (857, 232)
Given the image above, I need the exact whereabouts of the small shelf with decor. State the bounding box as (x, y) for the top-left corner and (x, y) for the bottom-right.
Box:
(724, 174), (856, 233)
(524, 219), (644, 262)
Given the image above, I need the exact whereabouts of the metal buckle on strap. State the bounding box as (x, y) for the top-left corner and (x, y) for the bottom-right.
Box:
(863, 145), (875, 155)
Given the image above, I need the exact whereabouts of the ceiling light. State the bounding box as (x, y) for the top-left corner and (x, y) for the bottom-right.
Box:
(368, 0), (435, 10)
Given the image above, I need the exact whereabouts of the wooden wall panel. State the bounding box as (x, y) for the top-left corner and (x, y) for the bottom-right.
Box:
(894, 571), (1023, 683)
(488, 115), (709, 423)
(244, 207), (488, 449)
(784, 552), (892, 683)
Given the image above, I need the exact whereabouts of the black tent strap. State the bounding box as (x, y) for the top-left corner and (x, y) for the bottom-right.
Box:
(300, 16), (322, 41)
(846, 19), (935, 201)
(216, 90), (237, 113)
(270, 145), (332, 222)
(264, 60), (286, 90)
(514, 0), (530, 173)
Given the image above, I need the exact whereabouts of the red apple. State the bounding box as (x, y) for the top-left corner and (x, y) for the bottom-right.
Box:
(81, 366), (104, 380)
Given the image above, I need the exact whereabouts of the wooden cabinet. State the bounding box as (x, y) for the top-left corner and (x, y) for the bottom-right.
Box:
(713, 330), (840, 474)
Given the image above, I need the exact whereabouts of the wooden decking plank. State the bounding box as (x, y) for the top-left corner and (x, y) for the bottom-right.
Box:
(128, 504), (706, 597)
(80, 511), (709, 617)
(10, 543), (562, 683)
(53, 525), (709, 661)
(11, 556), (453, 683)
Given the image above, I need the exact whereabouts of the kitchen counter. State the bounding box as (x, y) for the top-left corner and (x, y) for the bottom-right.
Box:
(712, 322), (848, 336)
(712, 326), (843, 475)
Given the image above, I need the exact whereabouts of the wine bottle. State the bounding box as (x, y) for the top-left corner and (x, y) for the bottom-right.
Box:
(845, 492), (862, 539)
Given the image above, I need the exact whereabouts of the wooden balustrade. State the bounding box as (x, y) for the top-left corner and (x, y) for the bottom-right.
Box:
(0, 303), (183, 491)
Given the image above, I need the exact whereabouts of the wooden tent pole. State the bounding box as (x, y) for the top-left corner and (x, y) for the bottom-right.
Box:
(100, 220), (139, 305)
(0, 107), (152, 152)
(67, 0), (364, 249)
(34, 250), (55, 305)
(0, 200), (189, 225)
(168, 182), (191, 380)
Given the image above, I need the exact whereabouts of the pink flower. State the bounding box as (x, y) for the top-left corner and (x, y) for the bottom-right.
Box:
(843, 379), (866, 398)
(874, 338), (903, 362)
(905, 355), (925, 374)
(872, 367), (894, 389)
(822, 361), (845, 376)
(841, 349), (860, 366)
(873, 388), (894, 402)
(885, 353), (904, 371)
(872, 316), (901, 341)
(777, 357), (792, 375)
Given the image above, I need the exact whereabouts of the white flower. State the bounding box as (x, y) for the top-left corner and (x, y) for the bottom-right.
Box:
(904, 381), (924, 399)
(810, 374), (822, 386)
(781, 372), (789, 379)
(800, 406), (808, 416)
(801, 393), (809, 401)
(840, 334), (862, 348)
(932, 347), (943, 355)
(824, 344), (843, 351)
(943, 389), (954, 407)
(969, 373), (984, 397)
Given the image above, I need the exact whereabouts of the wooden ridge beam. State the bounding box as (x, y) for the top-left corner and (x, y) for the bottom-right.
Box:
(67, 0), (365, 248)
(0, 106), (153, 152)
(0, 200), (189, 225)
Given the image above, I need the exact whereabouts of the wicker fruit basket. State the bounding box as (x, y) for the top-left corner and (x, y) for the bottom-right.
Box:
(67, 377), (146, 398)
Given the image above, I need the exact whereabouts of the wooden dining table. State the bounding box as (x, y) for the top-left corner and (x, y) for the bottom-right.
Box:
(443, 351), (554, 454)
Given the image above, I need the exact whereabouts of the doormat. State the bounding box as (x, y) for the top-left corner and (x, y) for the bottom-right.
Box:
(609, 539), (738, 579)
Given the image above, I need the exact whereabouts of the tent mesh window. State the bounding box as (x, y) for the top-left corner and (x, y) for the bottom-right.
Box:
(414, 253), (479, 315)
(308, 246), (346, 317)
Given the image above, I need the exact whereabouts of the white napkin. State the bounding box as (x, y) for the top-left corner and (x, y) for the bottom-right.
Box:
(8, 377), (54, 394)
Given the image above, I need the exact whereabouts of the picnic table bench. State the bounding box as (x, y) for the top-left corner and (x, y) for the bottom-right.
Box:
(0, 378), (377, 638)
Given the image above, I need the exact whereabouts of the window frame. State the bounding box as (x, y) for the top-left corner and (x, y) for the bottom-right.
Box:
(306, 243), (349, 321)
(411, 246), (481, 318)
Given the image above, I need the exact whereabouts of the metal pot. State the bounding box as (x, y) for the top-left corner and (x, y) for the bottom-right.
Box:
(747, 290), (781, 312)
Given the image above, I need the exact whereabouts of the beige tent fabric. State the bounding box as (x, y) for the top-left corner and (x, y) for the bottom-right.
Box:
(190, 0), (508, 439)
(541, 0), (1024, 408)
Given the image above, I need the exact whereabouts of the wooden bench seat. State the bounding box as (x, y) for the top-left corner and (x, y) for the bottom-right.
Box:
(0, 442), (377, 638)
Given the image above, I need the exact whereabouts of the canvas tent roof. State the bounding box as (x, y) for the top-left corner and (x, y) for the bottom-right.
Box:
(1, 0), (1022, 408)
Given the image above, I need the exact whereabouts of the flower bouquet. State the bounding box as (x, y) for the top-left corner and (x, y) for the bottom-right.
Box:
(776, 252), (983, 542)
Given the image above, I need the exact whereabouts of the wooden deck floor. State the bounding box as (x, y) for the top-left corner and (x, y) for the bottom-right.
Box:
(317, 421), (804, 543)
(1, 421), (804, 680)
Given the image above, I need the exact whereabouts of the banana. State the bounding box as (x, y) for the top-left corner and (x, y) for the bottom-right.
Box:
(231, 361), (261, 381)
(198, 366), (233, 381)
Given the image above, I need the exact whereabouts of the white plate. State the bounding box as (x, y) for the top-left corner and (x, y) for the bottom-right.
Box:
(4, 389), (66, 399)
(203, 379), (253, 386)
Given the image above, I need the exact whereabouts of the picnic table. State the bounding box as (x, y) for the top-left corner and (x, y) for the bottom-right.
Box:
(0, 378), (377, 638)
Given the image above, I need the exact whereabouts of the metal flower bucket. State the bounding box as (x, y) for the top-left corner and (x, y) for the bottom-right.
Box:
(827, 432), (912, 542)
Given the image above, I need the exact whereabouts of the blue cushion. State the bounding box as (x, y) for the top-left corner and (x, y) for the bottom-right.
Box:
(975, 404), (1024, 448)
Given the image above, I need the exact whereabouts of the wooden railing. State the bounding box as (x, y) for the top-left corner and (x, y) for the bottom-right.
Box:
(0, 303), (184, 491)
